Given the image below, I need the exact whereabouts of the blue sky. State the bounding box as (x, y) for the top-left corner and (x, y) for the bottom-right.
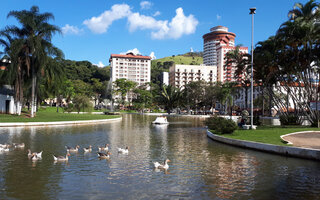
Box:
(0, 0), (310, 67)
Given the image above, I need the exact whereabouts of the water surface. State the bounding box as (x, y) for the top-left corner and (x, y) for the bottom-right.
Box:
(0, 114), (319, 199)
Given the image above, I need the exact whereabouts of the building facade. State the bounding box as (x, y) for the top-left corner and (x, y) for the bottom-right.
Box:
(169, 64), (217, 88)
(203, 26), (248, 82)
(110, 53), (151, 86)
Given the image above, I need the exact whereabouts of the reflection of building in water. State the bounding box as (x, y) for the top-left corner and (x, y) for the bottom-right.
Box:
(214, 152), (258, 199)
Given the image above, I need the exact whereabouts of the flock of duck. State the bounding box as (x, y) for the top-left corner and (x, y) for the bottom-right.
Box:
(0, 142), (171, 170)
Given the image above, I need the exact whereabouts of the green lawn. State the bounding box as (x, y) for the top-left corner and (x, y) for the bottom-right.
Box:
(0, 107), (120, 122)
(213, 126), (320, 146)
(152, 55), (203, 66)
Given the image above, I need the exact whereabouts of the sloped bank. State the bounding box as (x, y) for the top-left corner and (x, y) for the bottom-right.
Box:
(0, 117), (122, 127)
(207, 130), (320, 161)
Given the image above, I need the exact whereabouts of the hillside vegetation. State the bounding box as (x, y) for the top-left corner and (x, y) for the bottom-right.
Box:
(151, 52), (203, 84)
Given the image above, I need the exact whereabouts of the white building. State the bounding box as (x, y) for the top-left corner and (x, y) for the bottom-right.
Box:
(203, 26), (248, 82)
(110, 53), (151, 86)
(0, 85), (16, 114)
(169, 64), (217, 88)
(161, 72), (169, 86)
(109, 53), (151, 103)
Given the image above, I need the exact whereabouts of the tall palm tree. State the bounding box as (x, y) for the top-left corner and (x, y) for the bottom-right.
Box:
(6, 6), (63, 117)
(224, 45), (251, 109)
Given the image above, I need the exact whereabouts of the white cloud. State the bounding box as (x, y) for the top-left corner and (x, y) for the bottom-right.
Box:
(83, 4), (131, 34)
(127, 12), (166, 32)
(82, 4), (198, 40)
(127, 48), (141, 55)
(217, 14), (221, 20)
(62, 24), (83, 35)
(128, 7), (198, 40)
(140, 1), (152, 10)
(149, 52), (156, 60)
(151, 7), (198, 39)
(153, 11), (161, 17)
(94, 61), (105, 68)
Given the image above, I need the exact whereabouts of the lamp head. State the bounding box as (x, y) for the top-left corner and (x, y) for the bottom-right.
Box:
(249, 7), (256, 14)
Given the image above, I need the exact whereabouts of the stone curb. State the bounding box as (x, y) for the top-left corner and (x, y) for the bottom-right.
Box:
(0, 117), (122, 127)
(207, 130), (320, 161)
(280, 131), (319, 145)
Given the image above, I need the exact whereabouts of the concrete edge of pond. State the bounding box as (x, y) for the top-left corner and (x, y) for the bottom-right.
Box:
(0, 117), (122, 127)
(207, 130), (320, 161)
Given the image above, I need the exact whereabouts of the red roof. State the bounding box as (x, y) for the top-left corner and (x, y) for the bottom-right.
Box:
(110, 54), (151, 60)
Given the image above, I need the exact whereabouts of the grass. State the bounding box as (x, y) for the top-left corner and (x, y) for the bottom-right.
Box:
(212, 126), (320, 146)
(152, 55), (203, 66)
(0, 107), (120, 122)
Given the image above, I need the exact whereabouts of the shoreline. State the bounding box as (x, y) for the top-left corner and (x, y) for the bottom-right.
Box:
(0, 117), (122, 127)
(207, 130), (320, 161)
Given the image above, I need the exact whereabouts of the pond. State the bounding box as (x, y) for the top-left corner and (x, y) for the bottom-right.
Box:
(0, 114), (319, 199)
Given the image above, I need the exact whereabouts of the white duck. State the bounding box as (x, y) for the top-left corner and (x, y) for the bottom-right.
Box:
(53, 153), (71, 161)
(14, 143), (25, 148)
(0, 144), (11, 148)
(154, 159), (171, 170)
(0, 147), (10, 152)
(83, 145), (92, 153)
(98, 144), (109, 152)
(31, 153), (41, 161)
(65, 145), (80, 153)
(28, 149), (43, 159)
(118, 146), (129, 154)
(97, 151), (111, 159)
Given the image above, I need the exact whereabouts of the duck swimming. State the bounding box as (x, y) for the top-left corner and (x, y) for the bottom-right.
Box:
(153, 159), (170, 170)
(97, 151), (111, 159)
(65, 145), (80, 153)
(53, 153), (71, 161)
(98, 144), (109, 152)
(118, 146), (129, 154)
(83, 145), (92, 153)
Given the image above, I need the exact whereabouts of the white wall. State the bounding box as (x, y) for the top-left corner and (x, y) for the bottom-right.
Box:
(0, 94), (16, 114)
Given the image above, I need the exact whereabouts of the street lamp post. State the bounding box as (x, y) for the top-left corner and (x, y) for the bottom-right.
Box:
(249, 7), (256, 129)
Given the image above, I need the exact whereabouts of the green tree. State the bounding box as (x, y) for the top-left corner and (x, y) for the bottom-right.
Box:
(133, 84), (153, 112)
(156, 85), (182, 114)
(113, 78), (137, 108)
(73, 95), (92, 113)
(6, 6), (63, 117)
(224, 45), (251, 109)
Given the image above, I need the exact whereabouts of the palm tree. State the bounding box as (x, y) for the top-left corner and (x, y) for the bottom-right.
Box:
(6, 6), (63, 117)
(0, 31), (28, 115)
(156, 85), (182, 114)
(224, 45), (251, 109)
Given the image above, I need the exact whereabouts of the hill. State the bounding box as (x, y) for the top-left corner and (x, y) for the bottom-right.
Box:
(152, 52), (203, 67)
(150, 52), (203, 84)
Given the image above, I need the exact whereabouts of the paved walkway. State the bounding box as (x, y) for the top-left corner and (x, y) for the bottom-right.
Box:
(282, 132), (320, 150)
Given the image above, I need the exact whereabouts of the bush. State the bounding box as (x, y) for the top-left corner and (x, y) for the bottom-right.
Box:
(279, 114), (301, 126)
(205, 116), (237, 134)
(64, 103), (74, 113)
(73, 95), (92, 113)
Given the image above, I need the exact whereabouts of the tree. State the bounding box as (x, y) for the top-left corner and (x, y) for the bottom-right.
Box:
(182, 81), (206, 113)
(73, 95), (92, 113)
(113, 78), (137, 108)
(133, 84), (153, 112)
(91, 78), (104, 106)
(0, 32), (26, 115)
(156, 85), (182, 114)
(224, 45), (251, 109)
(6, 6), (63, 117)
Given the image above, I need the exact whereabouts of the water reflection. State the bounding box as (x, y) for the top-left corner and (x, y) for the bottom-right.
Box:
(0, 114), (319, 199)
